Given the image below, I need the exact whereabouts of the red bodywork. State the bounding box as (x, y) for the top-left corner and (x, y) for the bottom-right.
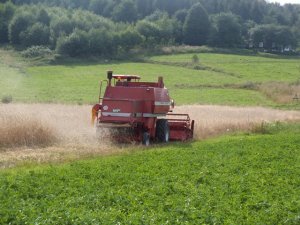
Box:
(92, 72), (194, 143)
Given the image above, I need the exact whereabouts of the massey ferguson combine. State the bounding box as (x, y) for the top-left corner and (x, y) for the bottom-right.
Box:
(92, 71), (194, 145)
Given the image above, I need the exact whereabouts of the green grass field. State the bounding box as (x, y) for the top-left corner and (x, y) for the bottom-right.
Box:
(0, 124), (299, 224)
(150, 53), (300, 83)
(1, 48), (299, 107)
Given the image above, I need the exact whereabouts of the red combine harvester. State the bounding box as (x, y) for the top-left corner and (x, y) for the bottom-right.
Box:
(92, 71), (194, 145)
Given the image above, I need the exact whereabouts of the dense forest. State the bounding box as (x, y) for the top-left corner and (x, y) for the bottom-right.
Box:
(0, 0), (299, 57)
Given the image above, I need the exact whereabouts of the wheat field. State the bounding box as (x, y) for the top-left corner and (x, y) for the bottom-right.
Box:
(0, 103), (300, 168)
(174, 105), (300, 139)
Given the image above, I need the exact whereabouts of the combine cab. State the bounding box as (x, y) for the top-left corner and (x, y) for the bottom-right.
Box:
(92, 71), (194, 145)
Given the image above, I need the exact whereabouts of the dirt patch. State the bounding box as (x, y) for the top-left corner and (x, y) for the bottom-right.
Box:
(0, 103), (300, 168)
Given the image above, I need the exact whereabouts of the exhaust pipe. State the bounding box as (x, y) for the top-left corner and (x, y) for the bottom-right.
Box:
(107, 70), (113, 86)
(158, 76), (164, 88)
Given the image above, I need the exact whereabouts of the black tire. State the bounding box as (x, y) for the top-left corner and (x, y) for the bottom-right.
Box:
(142, 132), (150, 146)
(156, 119), (170, 143)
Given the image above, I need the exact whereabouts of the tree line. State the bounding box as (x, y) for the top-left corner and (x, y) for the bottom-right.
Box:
(0, 0), (299, 57)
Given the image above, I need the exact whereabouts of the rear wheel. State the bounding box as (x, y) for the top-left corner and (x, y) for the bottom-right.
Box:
(156, 119), (170, 143)
(142, 132), (150, 146)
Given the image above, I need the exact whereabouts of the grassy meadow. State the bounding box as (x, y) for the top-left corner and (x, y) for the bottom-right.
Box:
(1, 48), (299, 107)
(150, 53), (300, 83)
(0, 124), (299, 224)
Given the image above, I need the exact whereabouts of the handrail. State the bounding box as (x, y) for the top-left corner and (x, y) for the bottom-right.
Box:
(99, 80), (108, 103)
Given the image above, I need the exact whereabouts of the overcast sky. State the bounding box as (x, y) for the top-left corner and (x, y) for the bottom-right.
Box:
(267, 0), (300, 5)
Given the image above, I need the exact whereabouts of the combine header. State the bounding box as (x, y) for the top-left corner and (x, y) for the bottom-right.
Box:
(92, 71), (194, 145)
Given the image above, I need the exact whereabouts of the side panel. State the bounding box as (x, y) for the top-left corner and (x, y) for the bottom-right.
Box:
(153, 88), (171, 114)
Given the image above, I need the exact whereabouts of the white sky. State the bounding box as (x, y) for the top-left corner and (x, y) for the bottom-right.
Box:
(267, 0), (300, 5)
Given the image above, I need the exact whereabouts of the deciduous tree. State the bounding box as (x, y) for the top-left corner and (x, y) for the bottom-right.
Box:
(183, 3), (210, 46)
